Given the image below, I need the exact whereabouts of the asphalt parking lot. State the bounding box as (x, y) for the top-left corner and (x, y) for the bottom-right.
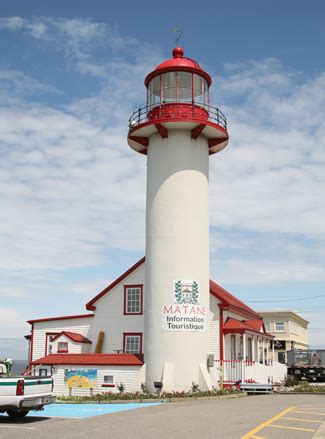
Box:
(0, 394), (324, 438)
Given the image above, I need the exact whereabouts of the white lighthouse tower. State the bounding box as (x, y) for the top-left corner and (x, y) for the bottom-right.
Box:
(128, 47), (229, 392)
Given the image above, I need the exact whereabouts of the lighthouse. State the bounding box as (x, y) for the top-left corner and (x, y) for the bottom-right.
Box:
(128, 47), (229, 392)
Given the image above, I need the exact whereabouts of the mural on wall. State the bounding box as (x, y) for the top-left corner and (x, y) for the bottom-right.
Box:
(64, 369), (97, 388)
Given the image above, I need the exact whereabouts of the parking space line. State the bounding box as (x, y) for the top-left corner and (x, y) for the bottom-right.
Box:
(267, 424), (316, 432)
(241, 406), (295, 438)
(292, 410), (325, 416)
(282, 417), (322, 423)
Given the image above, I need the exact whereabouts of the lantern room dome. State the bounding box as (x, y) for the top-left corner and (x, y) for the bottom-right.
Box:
(144, 47), (212, 87)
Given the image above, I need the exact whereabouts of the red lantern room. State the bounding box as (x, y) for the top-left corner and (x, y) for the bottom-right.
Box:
(128, 47), (229, 154)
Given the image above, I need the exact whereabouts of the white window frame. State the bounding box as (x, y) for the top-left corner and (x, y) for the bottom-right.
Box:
(274, 321), (285, 332)
(124, 334), (141, 354)
(103, 375), (114, 384)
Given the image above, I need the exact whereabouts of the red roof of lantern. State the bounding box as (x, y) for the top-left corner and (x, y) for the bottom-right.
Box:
(144, 47), (212, 87)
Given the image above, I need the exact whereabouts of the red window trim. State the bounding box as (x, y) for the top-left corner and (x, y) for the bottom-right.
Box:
(123, 285), (143, 315)
(123, 333), (143, 354)
(45, 332), (60, 356)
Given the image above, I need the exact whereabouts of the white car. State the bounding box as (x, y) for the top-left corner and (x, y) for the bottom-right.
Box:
(0, 363), (55, 418)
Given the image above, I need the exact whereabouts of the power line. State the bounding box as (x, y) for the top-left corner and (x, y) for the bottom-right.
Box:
(245, 294), (325, 303)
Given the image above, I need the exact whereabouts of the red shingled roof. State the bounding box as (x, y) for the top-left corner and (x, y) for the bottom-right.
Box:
(223, 318), (273, 339)
(32, 353), (144, 366)
(51, 331), (92, 344)
(210, 280), (261, 320)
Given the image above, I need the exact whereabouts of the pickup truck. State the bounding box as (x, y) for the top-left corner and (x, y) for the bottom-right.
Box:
(0, 362), (55, 418)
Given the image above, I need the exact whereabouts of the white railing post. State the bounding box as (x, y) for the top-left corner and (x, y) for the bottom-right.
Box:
(257, 338), (260, 363)
(262, 339), (265, 365)
(242, 334), (246, 381)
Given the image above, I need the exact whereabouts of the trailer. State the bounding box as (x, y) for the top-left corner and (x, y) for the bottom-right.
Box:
(287, 350), (325, 382)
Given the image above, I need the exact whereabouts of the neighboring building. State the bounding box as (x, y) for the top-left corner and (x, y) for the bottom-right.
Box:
(258, 311), (309, 364)
(26, 258), (286, 395)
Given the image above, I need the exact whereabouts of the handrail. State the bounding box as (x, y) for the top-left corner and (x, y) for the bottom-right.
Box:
(129, 102), (227, 131)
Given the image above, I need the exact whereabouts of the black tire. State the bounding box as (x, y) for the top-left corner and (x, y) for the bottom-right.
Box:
(6, 410), (29, 418)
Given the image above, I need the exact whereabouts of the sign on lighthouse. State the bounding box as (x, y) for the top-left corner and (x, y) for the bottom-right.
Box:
(162, 280), (207, 332)
(127, 46), (229, 392)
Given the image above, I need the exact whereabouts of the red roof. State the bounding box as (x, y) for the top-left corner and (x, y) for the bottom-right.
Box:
(27, 314), (94, 324)
(32, 353), (144, 366)
(145, 47), (212, 87)
(210, 280), (261, 320)
(51, 331), (92, 344)
(223, 318), (273, 339)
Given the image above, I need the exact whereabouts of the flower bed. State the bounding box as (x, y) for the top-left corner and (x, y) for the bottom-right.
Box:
(57, 388), (242, 402)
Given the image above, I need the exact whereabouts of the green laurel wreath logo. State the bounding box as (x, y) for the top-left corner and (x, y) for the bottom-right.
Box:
(174, 280), (199, 305)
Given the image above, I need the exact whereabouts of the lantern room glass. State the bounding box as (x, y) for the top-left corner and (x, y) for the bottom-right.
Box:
(148, 72), (209, 108)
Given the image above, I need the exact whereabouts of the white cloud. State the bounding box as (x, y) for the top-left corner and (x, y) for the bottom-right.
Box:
(0, 69), (60, 97)
(0, 308), (27, 337)
(0, 16), (324, 343)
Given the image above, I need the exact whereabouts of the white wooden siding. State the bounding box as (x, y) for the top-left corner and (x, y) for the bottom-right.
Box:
(209, 295), (220, 378)
(32, 318), (92, 362)
(52, 365), (141, 396)
(88, 264), (145, 354)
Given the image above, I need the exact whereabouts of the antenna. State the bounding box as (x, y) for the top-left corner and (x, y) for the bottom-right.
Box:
(172, 19), (183, 46)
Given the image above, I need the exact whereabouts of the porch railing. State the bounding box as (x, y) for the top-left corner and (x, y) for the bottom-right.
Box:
(215, 360), (287, 384)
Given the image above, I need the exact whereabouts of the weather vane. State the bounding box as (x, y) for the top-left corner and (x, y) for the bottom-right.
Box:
(172, 21), (183, 46)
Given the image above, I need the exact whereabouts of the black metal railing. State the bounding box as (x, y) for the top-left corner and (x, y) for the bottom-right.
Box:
(128, 102), (227, 131)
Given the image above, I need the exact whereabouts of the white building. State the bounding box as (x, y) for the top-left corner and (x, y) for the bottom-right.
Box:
(258, 311), (309, 364)
(27, 258), (286, 395)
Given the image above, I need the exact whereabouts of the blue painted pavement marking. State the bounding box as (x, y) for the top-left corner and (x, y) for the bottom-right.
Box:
(0, 403), (162, 419)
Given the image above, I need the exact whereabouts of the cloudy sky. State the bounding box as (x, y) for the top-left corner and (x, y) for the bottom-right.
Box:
(0, 0), (324, 358)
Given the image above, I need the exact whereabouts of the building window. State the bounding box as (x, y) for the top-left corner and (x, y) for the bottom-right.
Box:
(104, 375), (114, 384)
(57, 342), (68, 353)
(123, 333), (142, 354)
(39, 368), (48, 377)
(264, 321), (271, 332)
(102, 375), (115, 387)
(275, 322), (285, 332)
(45, 332), (59, 355)
(124, 285), (143, 315)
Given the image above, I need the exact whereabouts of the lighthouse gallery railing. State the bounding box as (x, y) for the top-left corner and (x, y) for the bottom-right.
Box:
(129, 102), (227, 131)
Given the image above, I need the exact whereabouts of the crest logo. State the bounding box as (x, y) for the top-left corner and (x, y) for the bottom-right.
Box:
(174, 280), (199, 305)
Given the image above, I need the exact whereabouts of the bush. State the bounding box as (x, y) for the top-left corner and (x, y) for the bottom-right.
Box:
(284, 375), (299, 387)
(293, 383), (325, 393)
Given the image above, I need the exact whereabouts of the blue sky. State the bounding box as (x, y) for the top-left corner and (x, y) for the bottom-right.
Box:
(0, 0), (324, 358)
